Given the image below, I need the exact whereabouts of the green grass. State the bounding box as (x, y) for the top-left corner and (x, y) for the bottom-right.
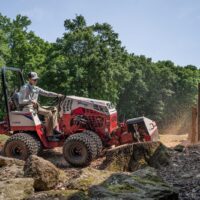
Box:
(0, 135), (9, 143)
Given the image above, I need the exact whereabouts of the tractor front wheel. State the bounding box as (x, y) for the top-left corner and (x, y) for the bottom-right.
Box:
(3, 133), (41, 160)
(63, 133), (97, 167)
(82, 130), (103, 157)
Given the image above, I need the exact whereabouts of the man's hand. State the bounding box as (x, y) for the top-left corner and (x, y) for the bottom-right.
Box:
(31, 100), (37, 104)
(31, 100), (38, 107)
(57, 94), (64, 98)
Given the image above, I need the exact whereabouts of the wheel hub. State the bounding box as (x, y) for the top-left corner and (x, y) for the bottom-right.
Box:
(12, 145), (23, 157)
(71, 145), (83, 157)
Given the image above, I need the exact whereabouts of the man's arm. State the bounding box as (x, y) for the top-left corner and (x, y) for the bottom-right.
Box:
(18, 85), (32, 105)
(37, 87), (61, 98)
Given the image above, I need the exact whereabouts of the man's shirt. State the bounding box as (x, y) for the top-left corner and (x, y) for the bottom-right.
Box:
(18, 83), (58, 105)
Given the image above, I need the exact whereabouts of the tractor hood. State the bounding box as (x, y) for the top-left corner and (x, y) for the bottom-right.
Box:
(61, 95), (116, 115)
(67, 95), (111, 106)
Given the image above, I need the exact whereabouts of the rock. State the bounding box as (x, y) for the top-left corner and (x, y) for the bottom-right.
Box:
(27, 190), (88, 200)
(174, 144), (185, 152)
(148, 142), (171, 168)
(181, 173), (193, 179)
(0, 156), (25, 167)
(0, 156), (25, 181)
(0, 164), (24, 181)
(41, 149), (69, 168)
(101, 141), (170, 172)
(66, 166), (178, 199)
(89, 167), (178, 200)
(24, 155), (63, 191)
(67, 167), (114, 191)
(0, 178), (34, 200)
(196, 174), (200, 178)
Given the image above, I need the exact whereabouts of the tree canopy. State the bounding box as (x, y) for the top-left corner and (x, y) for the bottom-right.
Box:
(0, 13), (199, 130)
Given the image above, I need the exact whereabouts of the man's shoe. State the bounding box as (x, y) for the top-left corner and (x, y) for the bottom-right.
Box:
(53, 129), (63, 135)
(47, 135), (60, 142)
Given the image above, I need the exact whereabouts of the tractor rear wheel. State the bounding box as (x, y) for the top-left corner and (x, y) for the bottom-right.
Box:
(3, 133), (41, 160)
(63, 133), (97, 167)
(82, 130), (103, 157)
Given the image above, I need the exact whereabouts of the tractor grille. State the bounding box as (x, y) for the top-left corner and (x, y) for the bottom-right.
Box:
(110, 114), (118, 129)
(87, 116), (104, 127)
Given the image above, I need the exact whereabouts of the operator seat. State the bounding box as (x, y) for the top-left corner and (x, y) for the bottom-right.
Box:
(11, 92), (21, 111)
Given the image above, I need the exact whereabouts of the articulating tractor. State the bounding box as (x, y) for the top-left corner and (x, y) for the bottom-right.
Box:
(0, 67), (159, 166)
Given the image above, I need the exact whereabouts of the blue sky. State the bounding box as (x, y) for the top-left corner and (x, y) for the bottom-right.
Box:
(1, 0), (200, 67)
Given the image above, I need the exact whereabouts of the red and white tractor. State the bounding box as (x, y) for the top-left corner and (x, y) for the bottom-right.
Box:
(0, 67), (159, 166)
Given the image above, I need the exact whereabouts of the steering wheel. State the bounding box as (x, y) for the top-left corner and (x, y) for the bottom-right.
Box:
(47, 96), (65, 112)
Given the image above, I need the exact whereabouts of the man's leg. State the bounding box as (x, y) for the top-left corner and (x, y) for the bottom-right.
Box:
(37, 106), (54, 136)
(41, 106), (58, 130)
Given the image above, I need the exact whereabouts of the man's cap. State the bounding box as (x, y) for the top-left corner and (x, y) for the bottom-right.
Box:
(28, 72), (39, 80)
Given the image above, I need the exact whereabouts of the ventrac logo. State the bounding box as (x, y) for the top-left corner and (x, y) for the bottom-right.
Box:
(13, 113), (33, 121)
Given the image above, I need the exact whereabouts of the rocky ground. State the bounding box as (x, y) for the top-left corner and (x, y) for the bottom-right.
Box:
(0, 134), (200, 200)
(158, 145), (200, 200)
(34, 142), (200, 200)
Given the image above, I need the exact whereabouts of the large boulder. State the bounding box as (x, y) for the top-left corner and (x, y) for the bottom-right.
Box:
(0, 178), (34, 200)
(174, 144), (185, 152)
(89, 167), (178, 200)
(0, 156), (25, 181)
(67, 167), (113, 191)
(0, 156), (24, 167)
(66, 166), (178, 200)
(101, 141), (170, 172)
(27, 190), (87, 200)
(24, 155), (63, 191)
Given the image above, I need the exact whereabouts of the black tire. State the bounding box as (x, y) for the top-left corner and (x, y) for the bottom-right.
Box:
(63, 133), (97, 167)
(31, 134), (43, 154)
(82, 130), (103, 157)
(3, 133), (41, 160)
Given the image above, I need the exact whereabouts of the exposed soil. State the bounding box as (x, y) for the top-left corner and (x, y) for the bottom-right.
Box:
(159, 133), (188, 147)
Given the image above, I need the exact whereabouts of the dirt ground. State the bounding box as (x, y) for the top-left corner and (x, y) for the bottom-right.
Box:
(159, 133), (188, 147)
(0, 132), (189, 148)
(0, 132), (190, 166)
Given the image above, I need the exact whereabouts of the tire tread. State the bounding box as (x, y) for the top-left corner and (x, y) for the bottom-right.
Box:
(3, 133), (41, 159)
(63, 132), (97, 166)
(82, 130), (103, 157)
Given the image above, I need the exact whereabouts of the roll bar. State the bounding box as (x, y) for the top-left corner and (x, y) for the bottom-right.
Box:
(1, 67), (25, 130)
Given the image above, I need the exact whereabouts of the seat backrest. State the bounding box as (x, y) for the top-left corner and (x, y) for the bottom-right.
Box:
(11, 92), (20, 111)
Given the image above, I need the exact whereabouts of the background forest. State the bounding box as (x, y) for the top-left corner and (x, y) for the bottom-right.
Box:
(0, 14), (199, 131)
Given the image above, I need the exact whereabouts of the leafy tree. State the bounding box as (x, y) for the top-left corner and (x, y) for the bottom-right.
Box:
(0, 13), (200, 131)
(41, 15), (130, 104)
(162, 65), (200, 126)
(0, 14), (51, 118)
(0, 29), (10, 66)
(0, 13), (50, 73)
(117, 57), (177, 122)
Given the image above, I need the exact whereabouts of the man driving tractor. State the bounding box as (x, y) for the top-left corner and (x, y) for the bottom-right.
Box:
(18, 71), (63, 141)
